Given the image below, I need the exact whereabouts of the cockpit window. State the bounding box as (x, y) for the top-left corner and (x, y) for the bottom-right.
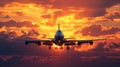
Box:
(58, 30), (61, 32)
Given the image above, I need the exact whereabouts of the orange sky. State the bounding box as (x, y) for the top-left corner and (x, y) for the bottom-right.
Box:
(0, 0), (120, 52)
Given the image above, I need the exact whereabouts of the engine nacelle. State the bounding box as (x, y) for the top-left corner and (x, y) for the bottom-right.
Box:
(25, 41), (29, 45)
(36, 42), (41, 46)
(89, 41), (93, 45)
(25, 41), (41, 46)
(77, 42), (83, 45)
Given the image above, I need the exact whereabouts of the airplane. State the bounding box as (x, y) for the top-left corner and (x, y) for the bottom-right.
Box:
(25, 23), (106, 50)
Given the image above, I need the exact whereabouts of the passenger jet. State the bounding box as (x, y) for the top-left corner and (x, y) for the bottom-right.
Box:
(25, 23), (106, 50)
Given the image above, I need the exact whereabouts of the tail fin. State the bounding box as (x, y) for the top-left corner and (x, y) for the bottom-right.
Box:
(58, 22), (60, 30)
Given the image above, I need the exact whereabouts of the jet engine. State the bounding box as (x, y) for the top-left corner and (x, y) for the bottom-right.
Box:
(25, 41), (41, 46)
(77, 42), (83, 45)
(89, 41), (93, 45)
(25, 41), (29, 45)
(37, 42), (41, 46)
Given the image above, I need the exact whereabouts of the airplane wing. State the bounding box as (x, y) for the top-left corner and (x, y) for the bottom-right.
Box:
(10, 37), (54, 46)
(64, 38), (106, 46)
(25, 39), (53, 46)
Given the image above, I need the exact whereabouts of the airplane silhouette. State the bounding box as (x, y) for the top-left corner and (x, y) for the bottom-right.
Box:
(25, 23), (106, 50)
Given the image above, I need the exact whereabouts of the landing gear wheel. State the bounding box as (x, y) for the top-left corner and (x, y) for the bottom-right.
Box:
(48, 46), (51, 50)
(55, 47), (58, 49)
(66, 46), (70, 50)
(60, 46), (63, 49)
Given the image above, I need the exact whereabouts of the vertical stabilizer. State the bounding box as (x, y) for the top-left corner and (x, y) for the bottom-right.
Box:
(58, 22), (60, 30)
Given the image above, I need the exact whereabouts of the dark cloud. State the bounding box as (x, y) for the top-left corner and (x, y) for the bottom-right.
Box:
(0, 58), (4, 65)
(92, 42), (120, 57)
(106, 12), (120, 20)
(0, 31), (8, 39)
(4, 15), (11, 18)
(52, 0), (120, 17)
(20, 30), (39, 38)
(75, 8), (106, 18)
(1, 0), (120, 8)
(51, 0), (120, 9)
(0, 30), (120, 67)
(80, 25), (120, 36)
(106, 42), (120, 53)
(0, 29), (39, 40)
(0, 32), (46, 56)
(0, 20), (38, 28)
(0, 54), (120, 67)
(0, 0), (15, 6)
(91, 42), (108, 52)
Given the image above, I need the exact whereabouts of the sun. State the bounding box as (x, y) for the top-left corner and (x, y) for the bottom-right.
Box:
(52, 44), (61, 48)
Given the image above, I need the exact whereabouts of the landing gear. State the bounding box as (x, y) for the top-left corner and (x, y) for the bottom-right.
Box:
(60, 46), (63, 49)
(37, 42), (41, 46)
(89, 41), (93, 45)
(55, 47), (58, 49)
(25, 41), (29, 45)
(66, 46), (70, 50)
(48, 46), (52, 50)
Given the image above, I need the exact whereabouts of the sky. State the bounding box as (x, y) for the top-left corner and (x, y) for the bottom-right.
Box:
(0, 0), (120, 67)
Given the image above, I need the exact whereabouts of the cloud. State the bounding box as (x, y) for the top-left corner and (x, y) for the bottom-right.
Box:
(0, 33), (46, 56)
(91, 42), (108, 52)
(0, 30), (120, 67)
(106, 12), (120, 20)
(0, 54), (120, 67)
(0, 0), (120, 8)
(20, 30), (39, 38)
(0, 29), (40, 40)
(0, 20), (38, 28)
(52, 0), (120, 8)
(0, 0), (51, 6)
(0, 31), (8, 39)
(75, 8), (106, 18)
(51, 0), (120, 17)
(0, 0), (120, 18)
(80, 25), (120, 36)
(4, 15), (11, 18)
(74, 42), (108, 53)
(74, 41), (120, 61)
(15, 11), (25, 16)
(41, 14), (51, 19)
(107, 42), (120, 52)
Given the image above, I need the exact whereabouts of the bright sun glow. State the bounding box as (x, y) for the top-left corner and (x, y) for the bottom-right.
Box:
(52, 44), (61, 48)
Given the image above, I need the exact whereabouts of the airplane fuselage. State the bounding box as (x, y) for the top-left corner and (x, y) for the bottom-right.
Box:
(54, 30), (64, 46)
